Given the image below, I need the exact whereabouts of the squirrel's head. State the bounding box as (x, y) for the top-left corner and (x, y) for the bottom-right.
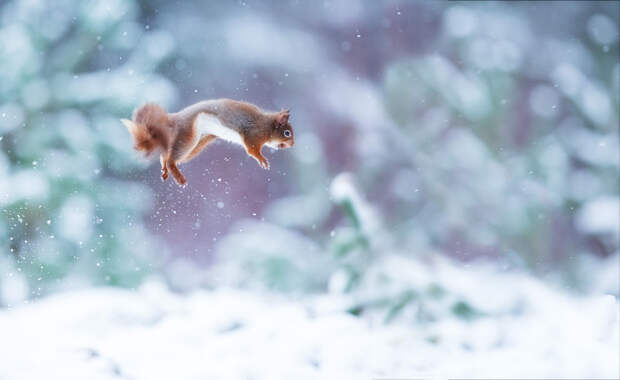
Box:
(270, 109), (294, 149)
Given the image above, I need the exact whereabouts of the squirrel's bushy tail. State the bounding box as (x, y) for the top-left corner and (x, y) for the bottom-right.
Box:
(122, 103), (170, 156)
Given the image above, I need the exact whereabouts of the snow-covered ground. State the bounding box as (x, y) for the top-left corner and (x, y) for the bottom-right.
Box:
(0, 275), (617, 380)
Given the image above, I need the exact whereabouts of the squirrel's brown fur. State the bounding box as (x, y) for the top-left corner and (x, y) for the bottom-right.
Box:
(122, 99), (294, 186)
(127, 103), (169, 155)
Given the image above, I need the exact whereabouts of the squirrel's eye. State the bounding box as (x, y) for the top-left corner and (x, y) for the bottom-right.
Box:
(284, 130), (291, 137)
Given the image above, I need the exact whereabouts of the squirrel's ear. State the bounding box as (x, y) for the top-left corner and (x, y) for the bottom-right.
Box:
(276, 110), (289, 126)
(121, 118), (137, 133)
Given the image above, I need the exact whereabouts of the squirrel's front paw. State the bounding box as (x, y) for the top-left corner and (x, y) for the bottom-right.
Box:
(161, 169), (168, 181)
(258, 157), (270, 170)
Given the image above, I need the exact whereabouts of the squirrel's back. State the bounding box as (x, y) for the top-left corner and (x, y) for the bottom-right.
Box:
(171, 99), (263, 133)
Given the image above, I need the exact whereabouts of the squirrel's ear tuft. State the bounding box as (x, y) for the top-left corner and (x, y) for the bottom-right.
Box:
(276, 110), (289, 126)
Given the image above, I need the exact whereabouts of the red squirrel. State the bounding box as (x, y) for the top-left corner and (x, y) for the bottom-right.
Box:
(121, 99), (294, 186)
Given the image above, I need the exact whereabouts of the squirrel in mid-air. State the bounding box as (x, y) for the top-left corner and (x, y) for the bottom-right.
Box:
(121, 99), (294, 186)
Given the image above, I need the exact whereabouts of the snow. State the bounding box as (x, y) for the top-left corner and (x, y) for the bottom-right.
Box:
(443, 6), (477, 38)
(0, 273), (617, 380)
(224, 16), (324, 70)
(576, 196), (620, 239)
(58, 195), (94, 243)
(529, 85), (560, 119)
(0, 102), (25, 133)
(330, 172), (381, 237)
(0, 170), (49, 206)
(587, 14), (619, 46)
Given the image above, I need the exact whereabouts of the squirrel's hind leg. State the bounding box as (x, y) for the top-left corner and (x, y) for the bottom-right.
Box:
(160, 154), (169, 181)
(167, 160), (186, 186)
(181, 134), (216, 163)
(166, 126), (197, 186)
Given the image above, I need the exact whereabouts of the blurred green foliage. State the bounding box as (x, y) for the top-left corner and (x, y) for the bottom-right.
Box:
(0, 0), (618, 318)
(0, 0), (175, 301)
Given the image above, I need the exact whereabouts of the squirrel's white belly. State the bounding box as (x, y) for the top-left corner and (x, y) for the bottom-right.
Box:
(195, 113), (243, 146)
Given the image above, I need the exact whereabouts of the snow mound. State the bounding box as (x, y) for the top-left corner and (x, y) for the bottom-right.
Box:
(0, 279), (617, 380)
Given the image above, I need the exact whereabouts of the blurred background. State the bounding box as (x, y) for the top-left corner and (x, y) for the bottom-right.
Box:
(0, 0), (618, 317)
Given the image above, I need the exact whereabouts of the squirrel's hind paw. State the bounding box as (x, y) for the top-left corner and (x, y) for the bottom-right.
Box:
(175, 177), (187, 187)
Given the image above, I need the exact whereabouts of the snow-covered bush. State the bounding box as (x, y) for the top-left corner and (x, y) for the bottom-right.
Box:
(1, 1), (617, 311)
(0, 0), (176, 302)
(204, 2), (618, 320)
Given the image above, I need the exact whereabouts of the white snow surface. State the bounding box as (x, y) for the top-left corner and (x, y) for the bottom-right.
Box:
(0, 278), (617, 380)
